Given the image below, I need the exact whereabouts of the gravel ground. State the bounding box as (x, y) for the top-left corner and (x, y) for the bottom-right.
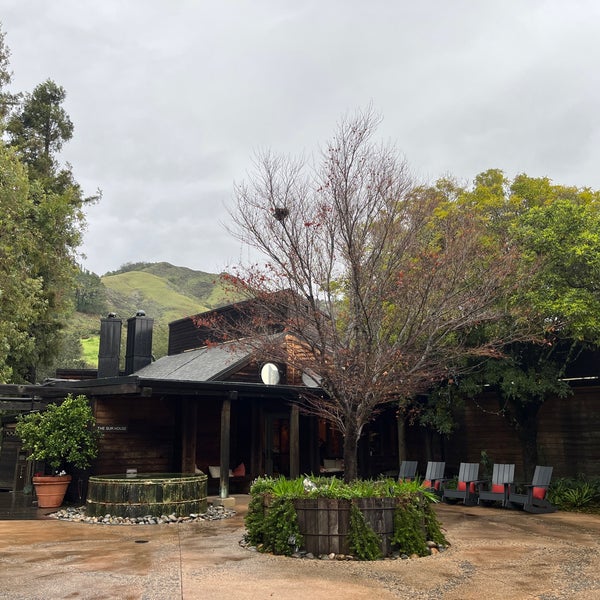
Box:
(1, 499), (599, 599)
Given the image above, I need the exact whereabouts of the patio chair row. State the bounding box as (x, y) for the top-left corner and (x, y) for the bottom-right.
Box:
(397, 460), (556, 514)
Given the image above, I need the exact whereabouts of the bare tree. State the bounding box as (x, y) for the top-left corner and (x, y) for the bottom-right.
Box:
(223, 109), (530, 481)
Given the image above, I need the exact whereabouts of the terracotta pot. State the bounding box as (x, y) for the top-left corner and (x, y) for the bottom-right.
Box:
(32, 475), (72, 508)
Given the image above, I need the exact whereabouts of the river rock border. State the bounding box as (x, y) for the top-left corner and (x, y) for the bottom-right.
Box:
(238, 537), (447, 560)
(49, 504), (236, 525)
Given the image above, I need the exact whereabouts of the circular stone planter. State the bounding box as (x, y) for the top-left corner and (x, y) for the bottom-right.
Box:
(86, 473), (208, 518)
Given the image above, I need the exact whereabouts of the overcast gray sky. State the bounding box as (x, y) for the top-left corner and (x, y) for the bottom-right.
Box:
(3, 1), (600, 276)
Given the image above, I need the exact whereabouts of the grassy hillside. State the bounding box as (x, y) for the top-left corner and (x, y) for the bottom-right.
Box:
(72, 262), (235, 367)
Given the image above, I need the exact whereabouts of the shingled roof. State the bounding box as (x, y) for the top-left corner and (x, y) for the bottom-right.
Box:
(134, 343), (252, 382)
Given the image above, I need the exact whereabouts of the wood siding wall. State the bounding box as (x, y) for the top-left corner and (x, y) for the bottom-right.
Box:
(439, 385), (600, 480)
(90, 384), (600, 484)
(94, 396), (176, 475)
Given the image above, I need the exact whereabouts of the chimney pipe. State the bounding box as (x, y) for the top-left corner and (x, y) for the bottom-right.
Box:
(125, 310), (154, 374)
(97, 313), (122, 379)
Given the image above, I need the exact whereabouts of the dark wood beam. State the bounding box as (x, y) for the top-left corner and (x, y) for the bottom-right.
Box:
(0, 400), (47, 411)
(290, 403), (299, 479)
(219, 393), (234, 498)
(180, 398), (198, 474)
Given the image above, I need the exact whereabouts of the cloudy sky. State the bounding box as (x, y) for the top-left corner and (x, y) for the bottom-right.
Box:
(3, 1), (600, 276)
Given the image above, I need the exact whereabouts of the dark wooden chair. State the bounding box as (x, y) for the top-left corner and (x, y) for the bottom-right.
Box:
(398, 460), (418, 482)
(508, 466), (556, 514)
(422, 461), (446, 496)
(478, 463), (515, 507)
(442, 462), (482, 506)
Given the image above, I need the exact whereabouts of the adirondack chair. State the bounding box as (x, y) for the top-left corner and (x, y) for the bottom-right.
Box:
(478, 463), (515, 507)
(508, 466), (556, 514)
(422, 461), (446, 496)
(442, 462), (482, 506)
(398, 460), (418, 482)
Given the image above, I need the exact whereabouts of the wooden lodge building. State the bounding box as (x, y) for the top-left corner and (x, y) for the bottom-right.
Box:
(2, 303), (600, 498)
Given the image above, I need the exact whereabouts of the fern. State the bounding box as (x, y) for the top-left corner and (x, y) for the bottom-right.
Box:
(348, 503), (382, 560)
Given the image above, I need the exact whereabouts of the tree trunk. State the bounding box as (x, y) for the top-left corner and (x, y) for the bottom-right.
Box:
(343, 421), (360, 482)
(504, 398), (542, 481)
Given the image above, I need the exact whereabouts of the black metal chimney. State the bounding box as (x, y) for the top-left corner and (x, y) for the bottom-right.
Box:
(125, 310), (154, 374)
(97, 313), (122, 379)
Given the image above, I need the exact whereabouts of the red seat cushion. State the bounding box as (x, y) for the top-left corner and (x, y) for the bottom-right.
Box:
(424, 480), (440, 490)
(492, 483), (507, 494)
(232, 462), (246, 477)
(532, 486), (546, 500)
(457, 481), (476, 493)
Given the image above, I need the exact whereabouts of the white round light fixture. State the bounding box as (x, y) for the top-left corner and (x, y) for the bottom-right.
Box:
(260, 363), (280, 385)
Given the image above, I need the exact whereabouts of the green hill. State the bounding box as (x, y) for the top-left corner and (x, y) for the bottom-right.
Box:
(73, 262), (235, 367)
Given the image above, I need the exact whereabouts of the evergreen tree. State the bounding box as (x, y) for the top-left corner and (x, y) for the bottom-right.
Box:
(0, 26), (99, 382)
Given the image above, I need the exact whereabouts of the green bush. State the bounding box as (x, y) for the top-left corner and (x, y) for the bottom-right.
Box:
(15, 394), (100, 472)
(549, 476), (600, 511)
(348, 503), (382, 560)
(261, 497), (303, 555)
(391, 493), (447, 556)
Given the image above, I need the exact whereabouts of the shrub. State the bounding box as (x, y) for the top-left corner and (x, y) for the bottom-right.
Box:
(261, 497), (303, 555)
(348, 503), (382, 560)
(15, 394), (100, 472)
(549, 476), (600, 511)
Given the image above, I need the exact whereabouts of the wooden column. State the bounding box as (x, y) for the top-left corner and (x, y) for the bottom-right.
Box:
(290, 403), (300, 479)
(397, 414), (407, 464)
(219, 392), (234, 498)
(181, 398), (197, 474)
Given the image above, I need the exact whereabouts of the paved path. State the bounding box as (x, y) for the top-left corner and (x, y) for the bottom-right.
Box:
(1, 496), (599, 599)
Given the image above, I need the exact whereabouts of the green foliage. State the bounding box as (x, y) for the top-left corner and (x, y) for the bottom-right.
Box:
(15, 394), (100, 471)
(245, 477), (446, 560)
(75, 270), (107, 314)
(81, 336), (100, 367)
(348, 503), (382, 560)
(391, 494), (447, 557)
(549, 477), (600, 511)
(436, 171), (600, 474)
(244, 492), (302, 556)
(268, 475), (307, 497)
(250, 475), (440, 502)
(6, 79), (73, 181)
(480, 450), (493, 480)
(0, 69), (98, 383)
(262, 497), (303, 555)
(35, 332), (87, 381)
(0, 26), (14, 122)
(0, 145), (45, 383)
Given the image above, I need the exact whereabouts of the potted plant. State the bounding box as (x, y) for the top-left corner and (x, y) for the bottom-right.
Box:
(16, 393), (100, 508)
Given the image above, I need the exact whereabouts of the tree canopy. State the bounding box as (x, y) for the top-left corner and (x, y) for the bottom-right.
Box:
(223, 109), (535, 481)
(442, 170), (600, 476)
(0, 25), (97, 383)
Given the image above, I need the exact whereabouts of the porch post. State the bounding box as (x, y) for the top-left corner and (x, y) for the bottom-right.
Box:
(290, 403), (300, 479)
(219, 392), (234, 498)
(397, 414), (407, 464)
(181, 398), (197, 473)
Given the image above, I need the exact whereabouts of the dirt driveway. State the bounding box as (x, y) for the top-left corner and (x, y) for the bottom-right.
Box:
(1, 498), (599, 599)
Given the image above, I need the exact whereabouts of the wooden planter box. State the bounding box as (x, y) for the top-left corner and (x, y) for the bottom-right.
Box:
(293, 497), (397, 556)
